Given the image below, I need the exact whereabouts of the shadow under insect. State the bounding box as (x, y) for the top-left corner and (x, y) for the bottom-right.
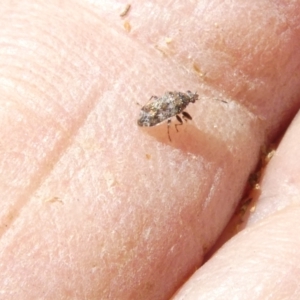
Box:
(139, 115), (227, 160)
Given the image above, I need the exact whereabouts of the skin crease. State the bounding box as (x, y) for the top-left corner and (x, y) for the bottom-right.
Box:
(0, 1), (300, 300)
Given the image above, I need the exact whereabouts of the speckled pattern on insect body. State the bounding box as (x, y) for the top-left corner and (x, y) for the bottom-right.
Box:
(137, 91), (199, 141)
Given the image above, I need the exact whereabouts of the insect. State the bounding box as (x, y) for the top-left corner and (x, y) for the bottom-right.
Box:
(137, 90), (199, 141)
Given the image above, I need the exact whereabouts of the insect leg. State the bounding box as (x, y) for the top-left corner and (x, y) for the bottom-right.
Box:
(167, 119), (172, 142)
(182, 111), (192, 121)
(175, 115), (183, 132)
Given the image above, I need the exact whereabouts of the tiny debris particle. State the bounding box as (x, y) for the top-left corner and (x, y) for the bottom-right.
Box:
(248, 172), (260, 188)
(137, 90), (198, 141)
(265, 149), (275, 164)
(120, 4), (131, 17)
(123, 20), (131, 32)
(45, 196), (63, 204)
(165, 37), (173, 44)
(193, 62), (200, 73)
(261, 144), (276, 166)
(240, 198), (252, 216)
(250, 205), (256, 213)
(154, 44), (168, 56)
(253, 183), (261, 190)
(104, 171), (116, 189)
(193, 62), (205, 77)
(145, 153), (151, 160)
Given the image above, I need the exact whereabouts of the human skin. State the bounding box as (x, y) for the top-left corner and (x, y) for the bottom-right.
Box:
(172, 113), (300, 300)
(0, 0), (300, 299)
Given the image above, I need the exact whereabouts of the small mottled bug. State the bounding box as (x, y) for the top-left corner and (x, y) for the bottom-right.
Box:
(137, 90), (199, 141)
